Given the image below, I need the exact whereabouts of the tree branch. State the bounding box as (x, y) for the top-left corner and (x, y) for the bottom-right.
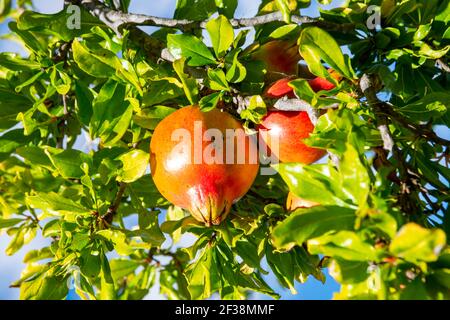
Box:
(69, 0), (354, 35)
(436, 58), (450, 73)
(102, 182), (127, 224)
(381, 104), (450, 148)
(360, 74), (423, 213)
(360, 74), (395, 153)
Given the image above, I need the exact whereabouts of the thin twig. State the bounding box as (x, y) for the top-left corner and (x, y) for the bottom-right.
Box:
(56, 94), (68, 149)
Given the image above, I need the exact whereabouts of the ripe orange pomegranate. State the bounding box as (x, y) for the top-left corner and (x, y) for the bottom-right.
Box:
(258, 77), (329, 164)
(252, 40), (300, 75)
(286, 192), (319, 211)
(150, 106), (259, 226)
(258, 110), (326, 164)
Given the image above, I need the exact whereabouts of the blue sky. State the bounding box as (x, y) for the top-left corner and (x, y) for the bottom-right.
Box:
(0, 0), (347, 300)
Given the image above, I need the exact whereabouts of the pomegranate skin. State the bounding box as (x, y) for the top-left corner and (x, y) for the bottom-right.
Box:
(265, 78), (297, 99)
(258, 111), (326, 164)
(266, 76), (336, 99)
(150, 106), (259, 226)
(252, 40), (300, 75)
(308, 77), (336, 92)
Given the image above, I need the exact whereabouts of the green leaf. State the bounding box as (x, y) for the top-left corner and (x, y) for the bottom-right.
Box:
(74, 81), (94, 126)
(72, 40), (116, 78)
(110, 259), (140, 283)
(0, 53), (40, 71)
(235, 240), (266, 273)
(80, 250), (101, 279)
(133, 105), (177, 130)
(16, 146), (53, 169)
(100, 253), (116, 300)
(269, 24), (301, 39)
(225, 49), (247, 83)
(417, 43), (449, 59)
(42, 220), (60, 238)
(163, 206), (186, 244)
(0, 86), (33, 130)
(414, 24), (432, 41)
(128, 188), (166, 246)
(174, 0), (217, 20)
(20, 272), (68, 300)
(117, 149), (149, 183)
(239, 95), (266, 124)
(6, 224), (27, 255)
(206, 15), (234, 58)
(23, 247), (53, 263)
(46, 148), (93, 179)
(167, 34), (216, 67)
(97, 229), (151, 256)
(142, 79), (184, 106)
(199, 92), (223, 112)
(187, 247), (221, 299)
(0, 129), (33, 153)
(275, 0), (292, 23)
(27, 192), (90, 214)
(272, 206), (356, 250)
(128, 174), (168, 208)
(266, 246), (297, 293)
(90, 79), (126, 138)
(308, 231), (378, 261)
(7, 21), (47, 54)
(329, 258), (369, 284)
(364, 211), (398, 240)
(292, 246), (324, 283)
(15, 70), (44, 93)
(102, 101), (133, 147)
(0, 0), (12, 20)
(17, 9), (103, 42)
(298, 26), (355, 80)
(207, 68), (230, 91)
(0, 218), (23, 229)
(273, 162), (350, 207)
(233, 29), (249, 48)
(398, 92), (449, 122)
(390, 223), (446, 265)
(339, 144), (370, 205)
(215, 0), (238, 18)
(173, 58), (199, 104)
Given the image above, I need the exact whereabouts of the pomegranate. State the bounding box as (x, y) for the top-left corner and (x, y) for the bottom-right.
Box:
(150, 106), (259, 226)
